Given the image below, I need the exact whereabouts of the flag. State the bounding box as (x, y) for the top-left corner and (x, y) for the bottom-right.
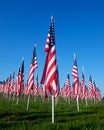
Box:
(93, 80), (101, 100)
(54, 64), (60, 97)
(12, 72), (16, 93)
(32, 45), (38, 70)
(27, 45), (38, 95)
(72, 53), (79, 96)
(38, 84), (44, 96)
(64, 73), (71, 97)
(8, 74), (12, 94)
(93, 80), (96, 99)
(88, 75), (93, 98)
(34, 73), (39, 95)
(16, 67), (22, 96)
(9, 73), (15, 94)
(41, 16), (59, 97)
(85, 85), (89, 99)
(96, 87), (101, 100)
(60, 83), (66, 97)
(81, 67), (86, 99)
(20, 58), (24, 93)
(16, 58), (24, 96)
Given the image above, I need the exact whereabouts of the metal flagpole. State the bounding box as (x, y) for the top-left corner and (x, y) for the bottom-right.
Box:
(52, 94), (54, 123)
(27, 94), (30, 110)
(77, 95), (79, 111)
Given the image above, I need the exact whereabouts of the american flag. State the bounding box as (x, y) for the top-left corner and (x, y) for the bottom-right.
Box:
(72, 53), (79, 96)
(38, 84), (44, 96)
(88, 75), (93, 98)
(85, 85), (89, 99)
(64, 73), (71, 97)
(27, 45), (38, 95)
(9, 73), (15, 94)
(60, 83), (66, 97)
(92, 81), (101, 100)
(34, 73), (38, 95)
(93, 80), (96, 99)
(16, 58), (24, 96)
(8, 74), (12, 94)
(55, 65), (60, 97)
(20, 58), (24, 93)
(81, 67), (86, 99)
(41, 16), (59, 97)
(12, 72), (16, 93)
(16, 67), (22, 96)
(96, 87), (101, 100)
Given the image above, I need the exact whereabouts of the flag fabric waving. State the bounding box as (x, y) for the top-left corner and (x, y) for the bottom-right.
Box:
(27, 45), (38, 95)
(81, 67), (86, 99)
(72, 54), (79, 96)
(54, 65), (60, 97)
(34, 73), (39, 95)
(16, 67), (22, 96)
(64, 73), (71, 97)
(20, 58), (24, 94)
(88, 75), (93, 98)
(41, 16), (59, 97)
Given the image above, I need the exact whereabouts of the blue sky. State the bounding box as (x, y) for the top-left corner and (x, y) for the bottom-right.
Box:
(0, 0), (104, 96)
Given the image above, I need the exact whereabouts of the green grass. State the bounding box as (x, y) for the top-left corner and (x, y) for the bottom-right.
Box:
(0, 95), (104, 130)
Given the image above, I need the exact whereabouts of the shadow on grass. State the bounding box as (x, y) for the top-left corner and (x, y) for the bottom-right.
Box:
(0, 111), (53, 129)
(0, 111), (52, 122)
(55, 110), (97, 123)
(0, 122), (17, 129)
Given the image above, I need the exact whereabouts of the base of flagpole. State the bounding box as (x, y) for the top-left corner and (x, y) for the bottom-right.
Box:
(16, 96), (19, 105)
(85, 98), (88, 106)
(27, 94), (30, 110)
(52, 95), (54, 123)
(76, 95), (79, 111)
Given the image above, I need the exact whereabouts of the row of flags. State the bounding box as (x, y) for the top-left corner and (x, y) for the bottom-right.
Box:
(60, 73), (101, 101)
(0, 71), (101, 100)
(0, 16), (101, 101)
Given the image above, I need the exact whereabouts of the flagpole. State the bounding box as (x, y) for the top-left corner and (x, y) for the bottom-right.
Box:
(41, 84), (45, 103)
(68, 97), (71, 104)
(76, 95), (79, 111)
(16, 96), (19, 105)
(52, 94), (54, 123)
(13, 93), (15, 101)
(85, 97), (88, 106)
(27, 94), (30, 110)
(9, 94), (11, 101)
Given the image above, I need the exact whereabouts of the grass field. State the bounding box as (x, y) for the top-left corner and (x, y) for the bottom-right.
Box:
(0, 95), (104, 130)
